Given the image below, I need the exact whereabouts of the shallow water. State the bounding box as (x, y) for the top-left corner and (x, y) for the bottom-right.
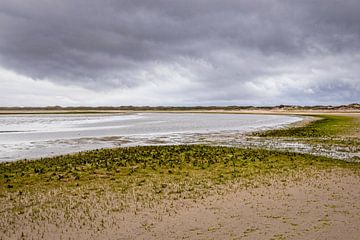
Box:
(0, 113), (301, 161)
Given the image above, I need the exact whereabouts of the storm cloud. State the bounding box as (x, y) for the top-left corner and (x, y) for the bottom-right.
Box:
(0, 0), (359, 106)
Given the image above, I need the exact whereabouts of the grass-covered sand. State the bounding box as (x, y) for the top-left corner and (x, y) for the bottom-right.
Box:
(252, 114), (360, 161)
(1, 113), (360, 239)
(255, 115), (357, 138)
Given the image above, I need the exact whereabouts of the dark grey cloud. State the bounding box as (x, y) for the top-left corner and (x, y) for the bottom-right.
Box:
(0, 0), (359, 105)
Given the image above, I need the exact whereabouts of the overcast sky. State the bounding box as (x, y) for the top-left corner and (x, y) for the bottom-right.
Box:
(0, 0), (359, 106)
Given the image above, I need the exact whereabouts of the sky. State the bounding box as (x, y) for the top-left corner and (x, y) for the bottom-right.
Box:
(0, 0), (359, 107)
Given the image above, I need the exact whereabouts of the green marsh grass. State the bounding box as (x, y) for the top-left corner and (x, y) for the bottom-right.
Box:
(1, 145), (358, 194)
(254, 115), (357, 138)
(253, 114), (360, 157)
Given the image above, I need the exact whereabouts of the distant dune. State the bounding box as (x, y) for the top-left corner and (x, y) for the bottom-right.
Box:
(0, 103), (359, 113)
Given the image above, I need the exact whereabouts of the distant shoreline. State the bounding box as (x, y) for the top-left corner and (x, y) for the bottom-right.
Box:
(0, 103), (359, 114)
(0, 113), (301, 162)
(0, 108), (360, 115)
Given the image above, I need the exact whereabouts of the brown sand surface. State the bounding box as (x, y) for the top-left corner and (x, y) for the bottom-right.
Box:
(130, 169), (360, 240)
(143, 170), (360, 240)
(2, 168), (359, 240)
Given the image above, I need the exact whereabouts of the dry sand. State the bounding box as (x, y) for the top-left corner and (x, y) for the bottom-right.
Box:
(2, 168), (359, 240)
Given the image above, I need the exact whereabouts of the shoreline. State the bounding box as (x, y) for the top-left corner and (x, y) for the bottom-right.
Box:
(0, 108), (360, 115)
(0, 113), (303, 163)
(2, 113), (359, 163)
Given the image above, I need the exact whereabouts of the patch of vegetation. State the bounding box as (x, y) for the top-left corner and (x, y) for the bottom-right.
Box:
(1, 145), (358, 193)
(254, 115), (358, 138)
